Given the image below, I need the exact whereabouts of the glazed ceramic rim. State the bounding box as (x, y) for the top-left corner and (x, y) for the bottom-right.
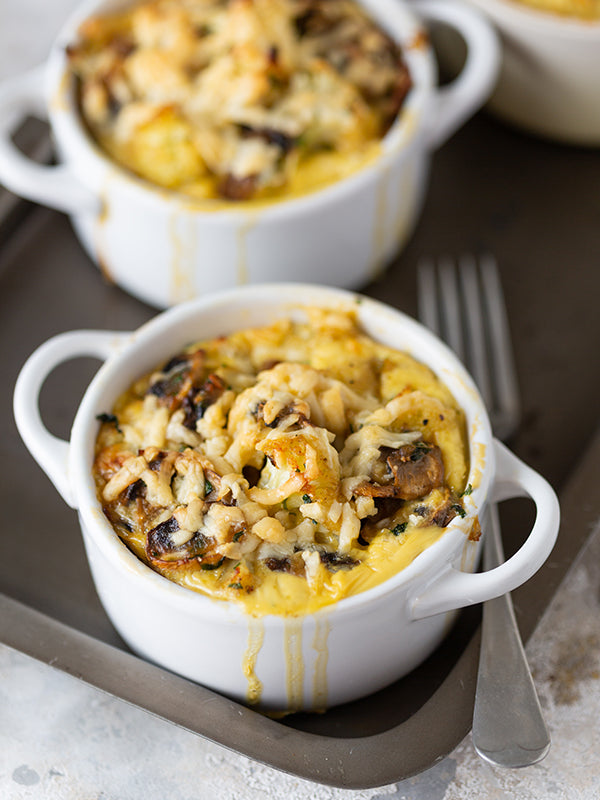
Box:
(70, 283), (494, 624)
(44, 0), (435, 220)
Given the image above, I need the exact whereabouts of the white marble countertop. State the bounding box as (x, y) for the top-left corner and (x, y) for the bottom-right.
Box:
(1, 3), (600, 798)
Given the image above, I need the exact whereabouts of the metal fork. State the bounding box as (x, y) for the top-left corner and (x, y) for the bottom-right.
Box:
(417, 254), (550, 768)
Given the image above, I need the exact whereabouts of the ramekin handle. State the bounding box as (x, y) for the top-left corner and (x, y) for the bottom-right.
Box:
(13, 330), (131, 509)
(410, 439), (560, 620)
(0, 66), (99, 214)
(416, 0), (500, 150)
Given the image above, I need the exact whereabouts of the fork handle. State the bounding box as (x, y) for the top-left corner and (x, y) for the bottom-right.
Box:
(410, 439), (560, 619)
(472, 503), (550, 768)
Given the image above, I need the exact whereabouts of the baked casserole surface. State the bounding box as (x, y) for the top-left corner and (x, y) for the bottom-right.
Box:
(67, 0), (412, 202)
(93, 309), (471, 616)
(513, 0), (600, 18)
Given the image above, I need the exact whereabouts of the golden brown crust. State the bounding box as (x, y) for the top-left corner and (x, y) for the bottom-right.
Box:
(68, 0), (412, 201)
(93, 309), (469, 612)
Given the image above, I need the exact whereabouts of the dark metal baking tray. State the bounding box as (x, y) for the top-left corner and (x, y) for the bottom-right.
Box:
(1, 112), (599, 788)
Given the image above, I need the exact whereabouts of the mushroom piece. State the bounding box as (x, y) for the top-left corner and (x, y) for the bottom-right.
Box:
(254, 399), (312, 429)
(386, 443), (445, 500)
(238, 123), (296, 155)
(146, 516), (209, 563)
(181, 373), (226, 430)
(218, 173), (259, 201)
(354, 442), (445, 501)
(319, 551), (359, 572)
(147, 349), (206, 411)
(264, 553), (305, 576)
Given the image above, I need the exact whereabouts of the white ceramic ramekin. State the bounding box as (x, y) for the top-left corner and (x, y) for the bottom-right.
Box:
(442, 0), (600, 145)
(13, 284), (560, 711)
(0, 0), (499, 309)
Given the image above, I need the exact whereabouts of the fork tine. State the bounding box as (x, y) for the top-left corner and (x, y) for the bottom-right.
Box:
(417, 258), (441, 336)
(458, 254), (494, 413)
(480, 254), (520, 439)
(438, 257), (465, 362)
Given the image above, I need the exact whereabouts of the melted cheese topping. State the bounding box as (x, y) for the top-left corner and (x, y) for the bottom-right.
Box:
(67, 0), (412, 202)
(93, 308), (469, 617)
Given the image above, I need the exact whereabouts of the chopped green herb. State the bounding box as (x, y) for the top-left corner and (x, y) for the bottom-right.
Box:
(302, 494), (312, 503)
(451, 504), (467, 518)
(232, 530), (244, 542)
(392, 522), (408, 535)
(461, 483), (473, 497)
(204, 479), (213, 496)
(96, 412), (121, 433)
(201, 557), (225, 571)
(228, 582), (243, 590)
(410, 442), (431, 462)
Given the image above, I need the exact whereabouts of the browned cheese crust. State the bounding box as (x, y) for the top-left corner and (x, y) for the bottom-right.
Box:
(67, 0), (412, 201)
(93, 309), (470, 614)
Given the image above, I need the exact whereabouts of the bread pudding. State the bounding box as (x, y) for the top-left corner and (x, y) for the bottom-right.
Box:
(93, 308), (470, 616)
(67, 0), (412, 202)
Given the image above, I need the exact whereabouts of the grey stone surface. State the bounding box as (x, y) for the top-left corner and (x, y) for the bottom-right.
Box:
(2, 518), (599, 799)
